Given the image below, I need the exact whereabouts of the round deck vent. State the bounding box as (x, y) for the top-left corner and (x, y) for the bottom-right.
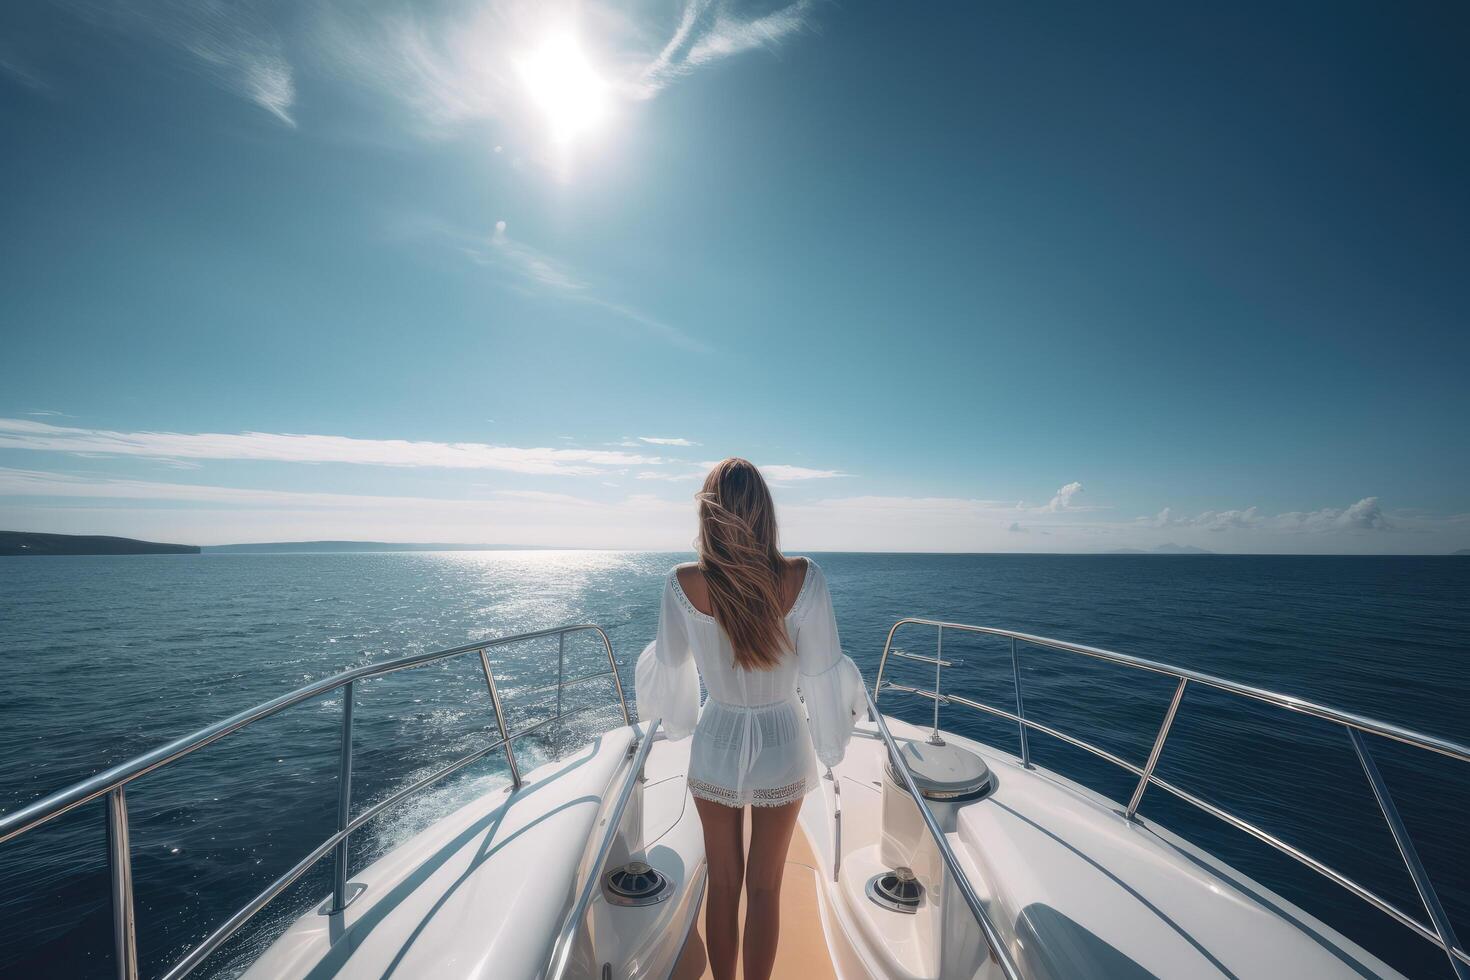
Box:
(885, 741), (994, 802)
(866, 867), (924, 914)
(603, 861), (671, 907)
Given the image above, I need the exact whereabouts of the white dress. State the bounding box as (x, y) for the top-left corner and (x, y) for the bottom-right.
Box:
(635, 558), (867, 807)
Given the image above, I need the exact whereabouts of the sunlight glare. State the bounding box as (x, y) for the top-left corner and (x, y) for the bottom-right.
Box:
(517, 34), (611, 146)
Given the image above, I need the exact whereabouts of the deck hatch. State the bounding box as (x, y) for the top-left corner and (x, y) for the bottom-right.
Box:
(603, 860), (671, 907)
(866, 867), (924, 914)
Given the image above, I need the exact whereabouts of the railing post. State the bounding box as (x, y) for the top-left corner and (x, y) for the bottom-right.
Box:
(596, 628), (632, 726)
(1010, 637), (1030, 768)
(830, 768), (842, 882)
(556, 632), (566, 720)
(928, 626), (946, 746)
(106, 788), (139, 980)
(480, 649), (522, 788)
(328, 680), (356, 914)
(1349, 728), (1470, 980)
(1126, 677), (1188, 820)
(872, 620), (909, 707)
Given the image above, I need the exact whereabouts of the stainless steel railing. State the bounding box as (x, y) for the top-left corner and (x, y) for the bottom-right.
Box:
(0, 623), (631, 980)
(544, 718), (662, 980)
(873, 618), (1470, 979)
(867, 688), (1025, 980)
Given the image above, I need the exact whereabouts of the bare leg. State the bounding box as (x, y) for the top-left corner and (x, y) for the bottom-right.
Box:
(695, 797), (745, 980)
(741, 799), (802, 980)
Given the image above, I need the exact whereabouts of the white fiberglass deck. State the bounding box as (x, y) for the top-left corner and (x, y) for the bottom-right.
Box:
(801, 715), (1402, 980)
(244, 728), (705, 980)
(249, 716), (1404, 980)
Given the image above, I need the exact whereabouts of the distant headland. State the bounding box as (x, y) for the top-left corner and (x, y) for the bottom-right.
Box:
(0, 532), (562, 556)
(0, 531), (200, 556)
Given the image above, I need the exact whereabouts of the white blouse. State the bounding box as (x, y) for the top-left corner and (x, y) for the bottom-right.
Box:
(635, 558), (867, 807)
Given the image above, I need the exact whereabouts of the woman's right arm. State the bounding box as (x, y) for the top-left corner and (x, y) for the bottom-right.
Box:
(634, 571), (701, 739)
(796, 564), (867, 768)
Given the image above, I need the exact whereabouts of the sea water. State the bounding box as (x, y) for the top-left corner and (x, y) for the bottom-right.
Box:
(1, 552), (1466, 977)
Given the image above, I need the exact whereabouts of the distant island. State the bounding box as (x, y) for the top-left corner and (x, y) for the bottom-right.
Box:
(1104, 543), (1216, 555)
(1456, 549), (1470, 556)
(203, 541), (561, 554)
(0, 531), (200, 556)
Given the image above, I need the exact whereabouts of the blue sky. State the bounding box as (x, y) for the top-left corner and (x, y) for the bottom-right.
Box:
(1, 1), (1467, 553)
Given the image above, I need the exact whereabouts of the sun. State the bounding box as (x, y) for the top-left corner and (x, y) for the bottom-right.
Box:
(517, 34), (611, 146)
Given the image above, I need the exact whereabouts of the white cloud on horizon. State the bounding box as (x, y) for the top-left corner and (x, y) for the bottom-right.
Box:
(489, 489), (597, 507)
(2, 466), (1464, 553)
(774, 492), (1452, 553)
(1143, 497), (1391, 534)
(0, 418), (662, 476)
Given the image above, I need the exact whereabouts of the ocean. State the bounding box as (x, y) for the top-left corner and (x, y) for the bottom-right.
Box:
(1, 552), (1466, 978)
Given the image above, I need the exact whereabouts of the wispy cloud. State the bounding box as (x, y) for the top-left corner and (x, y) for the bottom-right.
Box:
(758, 464), (850, 481)
(635, 469), (707, 482)
(0, 418), (660, 476)
(60, 0), (296, 125)
(317, 0), (818, 139)
(581, 296), (707, 352)
(639, 436), (699, 447)
(0, 50), (50, 93)
(636, 461), (849, 483)
(315, 0), (545, 134)
(444, 219), (709, 352)
(32, 0), (820, 138)
(484, 220), (587, 291)
(639, 0), (816, 96)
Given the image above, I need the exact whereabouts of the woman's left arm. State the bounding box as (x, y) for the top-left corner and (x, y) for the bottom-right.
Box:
(634, 571), (701, 738)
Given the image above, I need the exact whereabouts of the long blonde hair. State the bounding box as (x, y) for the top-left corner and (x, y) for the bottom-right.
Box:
(696, 458), (791, 670)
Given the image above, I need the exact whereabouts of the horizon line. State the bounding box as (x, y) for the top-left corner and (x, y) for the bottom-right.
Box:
(2, 530), (1464, 558)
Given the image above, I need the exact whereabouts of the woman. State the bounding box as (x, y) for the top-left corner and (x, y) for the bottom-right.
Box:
(636, 458), (865, 980)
